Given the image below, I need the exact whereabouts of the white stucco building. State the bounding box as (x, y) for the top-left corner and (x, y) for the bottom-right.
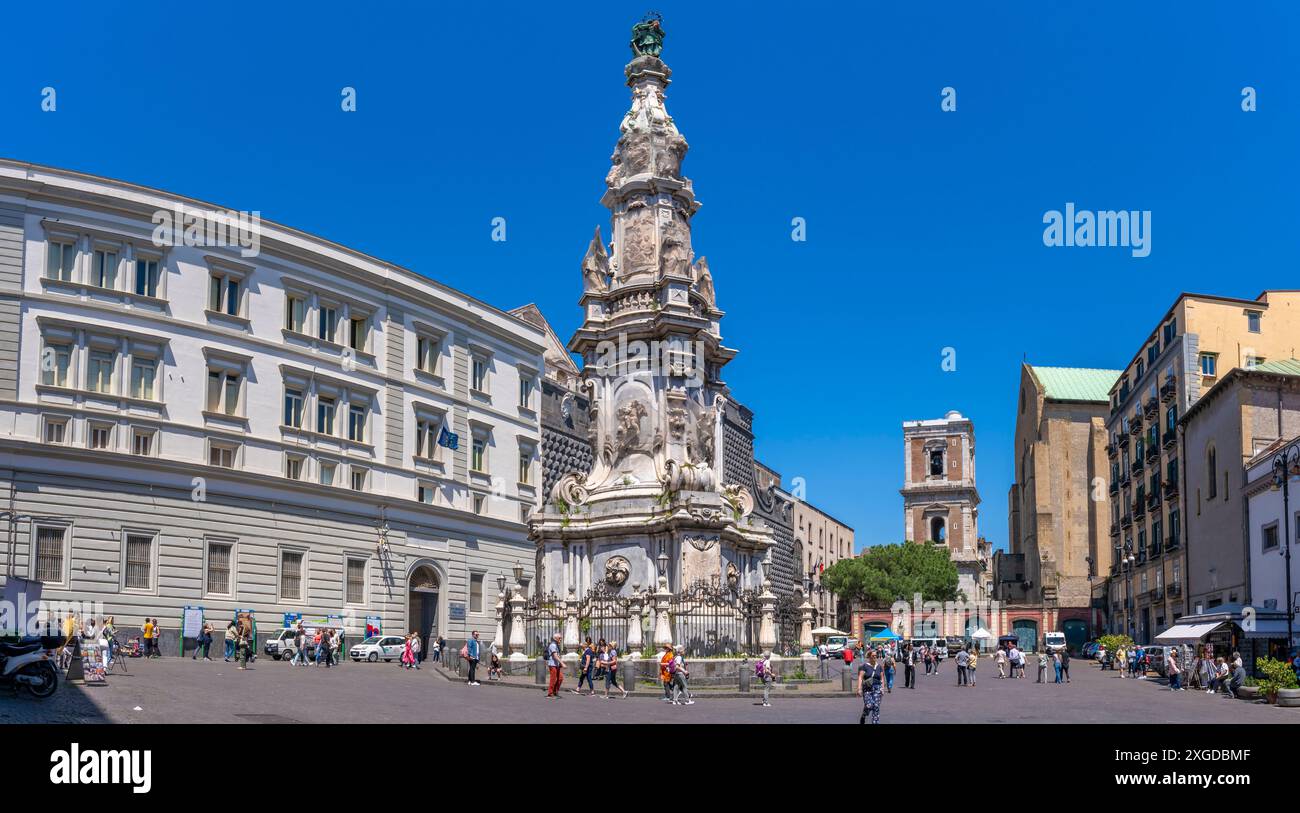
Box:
(0, 160), (545, 649)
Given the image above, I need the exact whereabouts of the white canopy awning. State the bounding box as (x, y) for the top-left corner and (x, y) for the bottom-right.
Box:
(811, 627), (845, 636)
(1155, 622), (1223, 643)
(971, 627), (993, 639)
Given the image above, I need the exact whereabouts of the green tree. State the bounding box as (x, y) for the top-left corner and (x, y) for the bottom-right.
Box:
(820, 541), (961, 608)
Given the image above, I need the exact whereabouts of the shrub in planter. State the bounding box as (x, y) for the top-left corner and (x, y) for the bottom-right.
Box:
(1255, 657), (1299, 704)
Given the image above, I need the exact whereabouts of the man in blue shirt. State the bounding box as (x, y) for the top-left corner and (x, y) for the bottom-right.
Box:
(466, 630), (481, 685)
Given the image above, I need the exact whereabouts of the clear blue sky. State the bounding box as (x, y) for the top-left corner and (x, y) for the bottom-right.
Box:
(3, 2), (1297, 552)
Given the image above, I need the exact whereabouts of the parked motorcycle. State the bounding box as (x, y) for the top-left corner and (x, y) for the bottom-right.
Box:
(0, 639), (59, 698)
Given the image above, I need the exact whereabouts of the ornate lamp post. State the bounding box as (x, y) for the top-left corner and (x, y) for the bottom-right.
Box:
(798, 572), (815, 654)
(492, 574), (506, 652)
(1270, 445), (1299, 649)
(758, 553), (777, 657)
(653, 544), (673, 649)
(1122, 543), (1136, 641)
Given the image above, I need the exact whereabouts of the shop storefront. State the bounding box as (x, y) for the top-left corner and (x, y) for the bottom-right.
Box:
(1156, 605), (1292, 676)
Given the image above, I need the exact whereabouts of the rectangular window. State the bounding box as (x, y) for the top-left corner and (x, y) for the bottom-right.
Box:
(132, 428), (154, 456)
(417, 483), (434, 504)
(46, 242), (76, 282)
(415, 418), (440, 459)
(1200, 353), (1217, 377)
(346, 558), (366, 604)
(319, 461), (336, 486)
(347, 316), (367, 351)
(135, 259), (160, 298)
(284, 388), (304, 428)
(209, 443), (236, 468)
(519, 449), (531, 484)
(318, 305), (338, 342)
(41, 343), (72, 388)
(519, 376), (533, 408)
(88, 351), (115, 394)
(348, 404), (366, 442)
(1246, 355), (1264, 370)
(1247, 311), (1261, 333)
(472, 357), (488, 392)
(472, 437), (487, 473)
(350, 467), (367, 491)
(130, 358), (157, 399)
(88, 423), (111, 450)
(416, 336), (439, 374)
(209, 274), (242, 316)
(285, 295), (307, 333)
(280, 551), (303, 601)
(34, 526), (66, 584)
(44, 418), (67, 444)
(469, 573), (484, 613)
(124, 533), (153, 590)
(93, 249), (118, 289)
(285, 455), (304, 480)
(207, 368), (241, 415)
(206, 541), (232, 595)
(473, 494), (485, 515)
(1263, 523), (1280, 551)
(317, 396), (336, 435)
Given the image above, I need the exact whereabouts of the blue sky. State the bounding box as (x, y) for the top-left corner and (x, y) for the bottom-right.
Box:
(3, 2), (1297, 552)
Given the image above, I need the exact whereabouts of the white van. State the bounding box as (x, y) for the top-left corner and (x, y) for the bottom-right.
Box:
(1044, 632), (1067, 653)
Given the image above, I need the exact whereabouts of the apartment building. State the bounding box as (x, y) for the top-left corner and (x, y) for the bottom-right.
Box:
(1104, 291), (1300, 642)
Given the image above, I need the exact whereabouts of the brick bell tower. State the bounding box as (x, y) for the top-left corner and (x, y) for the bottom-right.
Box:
(900, 410), (983, 602)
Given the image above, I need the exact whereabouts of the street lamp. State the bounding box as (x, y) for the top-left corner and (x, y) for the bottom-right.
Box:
(1270, 445), (1300, 650)
(1122, 543), (1136, 641)
(512, 560), (524, 587)
(657, 549), (669, 578)
(496, 574), (506, 596)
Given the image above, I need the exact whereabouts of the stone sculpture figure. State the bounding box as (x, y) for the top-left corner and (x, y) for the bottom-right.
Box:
(604, 556), (631, 588)
(582, 226), (611, 293)
(630, 13), (665, 57)
(614, 399), (649, 459)
(692, 256), (715, 308)
(659, 220), (691, 278)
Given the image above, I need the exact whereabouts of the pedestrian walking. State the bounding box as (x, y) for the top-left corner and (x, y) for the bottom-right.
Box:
(923, 645), (932, 675)
(966, 646), (978, 686)
(995, 646), (1007, 679)
(1116, 645), (1127, 679)
(602, 640), (628, 699)
(465, 630), (481, 685)
(1008, 645), (1021, 679)
(224, 621), (237, 662)
(1053, 650), (1063, 684)
(401, 633), (414, 669)
(545, 633), (564, 698)
(192, 621), (213, 661)
(319, 628), (333, 668)
(857, 648), (884, 724)
(884, 649), (896, 692)
(574, 637), (596, 695)
(1166, 648), (1183, 691)
(410, 633), (422, 670)
(956, 646), (969, 686)
(757, 651), (775, 707)
(235, 624), (251, 670)
(431, 636), (442, 664)
(671, 648), (693, 705)
(1037, 650), (1049, 683)
(142, 618), (155, 658)
(904, 643), (917, 689)
(1061, 647), (1071, 683)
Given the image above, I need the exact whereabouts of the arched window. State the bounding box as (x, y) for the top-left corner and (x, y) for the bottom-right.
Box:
(1207, 445), (1217, 499)
(930, 516), (947, 544)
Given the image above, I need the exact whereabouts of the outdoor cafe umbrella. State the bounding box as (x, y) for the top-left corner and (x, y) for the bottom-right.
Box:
(810, 627), (845, 637)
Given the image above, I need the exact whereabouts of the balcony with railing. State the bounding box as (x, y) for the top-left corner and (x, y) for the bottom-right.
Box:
(1109, 521), (1120, 537)
(1145, 443), (1159, 462)
(1162, 429), (1176, 449)
(1120, 470), (1131, 487)
(1106, 442), (1118, 458)
(1121, 513), (1133, 529)
(1109, 479), (1120, 496)
(1168, 582), (1181, 597)
(1134, 499), (1146, 519)
(1166, 533), (1180, 552)
(1143, 397), (1158, 418)
(1151, 587), (1164, 601)
(1133, 454), (1145, 474)
(1118, 432), (1131, 448)
(1163, 477), (1178, 501)
(1129, 417), (1143, 436)
(1147, 490), (1161, 512)
(1160, 377), (1177, 402)
(1150, 538), (1163, 556)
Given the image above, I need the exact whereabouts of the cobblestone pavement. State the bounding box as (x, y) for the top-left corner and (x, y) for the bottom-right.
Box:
(4, 654), (1298, 724)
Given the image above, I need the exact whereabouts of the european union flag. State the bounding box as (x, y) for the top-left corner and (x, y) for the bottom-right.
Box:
(437, 426), (459, 450)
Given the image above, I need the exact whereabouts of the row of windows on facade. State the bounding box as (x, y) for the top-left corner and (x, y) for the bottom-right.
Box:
(1111, 557), (1182, 597)
(41, 414), (534, 515)
(31, 525), (492, 613)
(45, 241), (539, 407)
(1114, 333), (1262, 415)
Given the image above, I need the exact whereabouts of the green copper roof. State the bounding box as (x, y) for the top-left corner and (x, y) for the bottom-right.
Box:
(1028, 366), (1122, 403)
(1251, 358), (1300, 376)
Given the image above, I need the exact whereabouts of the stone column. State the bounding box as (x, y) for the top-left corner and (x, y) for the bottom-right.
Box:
(508, 587), (528, 662)
(758, 579), (778, 658)
(653, 576), (673, 649)
(563, 587), (580, 661)
(798, 596), (815, 652)
(626, 585), (644, 657)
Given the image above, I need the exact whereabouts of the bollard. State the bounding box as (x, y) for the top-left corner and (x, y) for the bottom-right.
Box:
(841, 663), (852, 692)
(739, 658), (750, 693)
(535, 656), (547, 685)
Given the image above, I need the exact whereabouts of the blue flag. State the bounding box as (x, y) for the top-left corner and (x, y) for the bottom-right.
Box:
(437, 426), (459, 451)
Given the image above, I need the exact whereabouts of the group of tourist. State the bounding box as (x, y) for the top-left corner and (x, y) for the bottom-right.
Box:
(543, 633), (630, 699)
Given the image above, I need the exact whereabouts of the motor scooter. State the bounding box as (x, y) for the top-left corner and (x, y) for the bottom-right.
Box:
(0, 639), (59, 698)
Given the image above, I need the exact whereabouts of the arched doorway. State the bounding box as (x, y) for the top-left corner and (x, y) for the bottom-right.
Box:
(1063, 618), (1089, 654)
(409, 564), (441, 655)
(1012, 618), (1039, 653)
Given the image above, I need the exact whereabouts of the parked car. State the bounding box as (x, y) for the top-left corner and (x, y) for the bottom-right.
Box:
(265, 628), (316, 661)
(1081, 641), (1101, 659)
(820, 635), (850, 657)
(945, 636), (966, 656)
(349, 635), (407, 663)
(1142, 645), (1168, 677)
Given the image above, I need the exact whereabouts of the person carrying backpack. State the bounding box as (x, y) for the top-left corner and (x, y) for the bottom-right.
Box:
(544, 633), (564, 698)
(659, 645), (676, 702)
(857, 648), (884, 724)
(671, 648), (693, 705)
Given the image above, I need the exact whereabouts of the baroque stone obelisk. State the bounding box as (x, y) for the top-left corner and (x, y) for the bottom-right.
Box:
(529, 15), (775, 612)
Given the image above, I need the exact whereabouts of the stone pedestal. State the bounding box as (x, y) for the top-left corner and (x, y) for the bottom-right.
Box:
(798, 599), (815, 652)
(562, 588), (580, 661)
(653, 577), (673, 649)
(492, 592), (505, 653)
(626, 587), (644, 657)
(508, 589), (528, 662)
(758, 582), (778, 657)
